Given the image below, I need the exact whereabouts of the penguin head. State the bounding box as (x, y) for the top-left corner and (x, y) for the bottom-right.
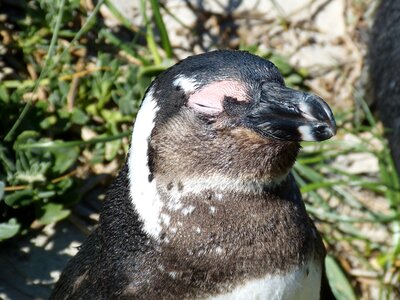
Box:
(128, 50), (336, 237)
(150, 50), (336, 142)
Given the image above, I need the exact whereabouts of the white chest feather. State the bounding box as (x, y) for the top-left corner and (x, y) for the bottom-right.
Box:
(209, 260), (321, 300)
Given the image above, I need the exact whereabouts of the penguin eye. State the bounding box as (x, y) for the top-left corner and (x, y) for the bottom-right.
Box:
(189, 101), (222, 115)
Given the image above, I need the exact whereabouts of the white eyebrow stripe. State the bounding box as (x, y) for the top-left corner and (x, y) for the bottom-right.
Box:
(173, 75), (198, 93)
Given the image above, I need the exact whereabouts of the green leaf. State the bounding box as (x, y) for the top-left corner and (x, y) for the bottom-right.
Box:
(0, 85), (10, 103)
(0, 145), (15, 173)
(86, 103), (98, 117)
(14, 130), (40, 146)
(71, 107), (89, 125)
(269, 54), (293, 75)
(0, 219), (20, 241)
(285, 73), (303, 87)
(50, 144), (80, 174)
(114, 90), (138, 115)
(38, 203), (70, 225)
(325, 255), (357, 300)
(100, 109), (124, 124)
(37, 190), (56, 199)
(4, 189), (35, 207)
(105, 139), (121, 161)
(39, 115), (57, 129)
(239, 44), (259, 54)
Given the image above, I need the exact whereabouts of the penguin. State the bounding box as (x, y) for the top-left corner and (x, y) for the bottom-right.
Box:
(51, 50), (336, 300)
(369, 0), (400, 175)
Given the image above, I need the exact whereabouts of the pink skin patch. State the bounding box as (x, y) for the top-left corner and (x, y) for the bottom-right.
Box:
(187, 80), (248, 115)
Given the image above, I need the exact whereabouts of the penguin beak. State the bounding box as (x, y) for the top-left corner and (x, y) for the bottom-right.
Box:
(247, 83), (336, 142)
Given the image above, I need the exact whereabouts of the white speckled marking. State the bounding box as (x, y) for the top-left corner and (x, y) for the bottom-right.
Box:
(160, 213), (171, 226)
(181, 205), (196, 216)
(209, 206), (216, 214)
(166, 193), (183, 211)
(215, 246), (223, 254)
(168, 272), (177, 279)
(157, 264), (165, 272)
(128, 88), (163, 238)
(209, 260), (321, 300)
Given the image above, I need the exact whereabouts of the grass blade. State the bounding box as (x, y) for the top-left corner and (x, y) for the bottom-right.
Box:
(15, 132), (131, 150)
(150, 0), (173, 58)
(325, 255), (357, 300)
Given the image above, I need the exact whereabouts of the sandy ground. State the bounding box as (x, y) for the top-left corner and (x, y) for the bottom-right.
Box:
(0, 222), (85, 300)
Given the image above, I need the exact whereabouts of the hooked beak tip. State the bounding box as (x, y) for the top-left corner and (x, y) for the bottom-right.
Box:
(298, 96), (336, 142)
(299, 121), (335, 142)
(299, 95), (336, 141)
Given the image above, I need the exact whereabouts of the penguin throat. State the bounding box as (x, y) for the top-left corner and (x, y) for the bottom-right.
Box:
(158, 172), (290, 203)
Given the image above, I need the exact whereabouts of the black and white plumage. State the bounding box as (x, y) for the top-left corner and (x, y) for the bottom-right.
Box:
(51, 50), (336, 300)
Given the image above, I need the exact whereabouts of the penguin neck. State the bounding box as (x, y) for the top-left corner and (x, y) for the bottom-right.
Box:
(154, 172), (303, 228)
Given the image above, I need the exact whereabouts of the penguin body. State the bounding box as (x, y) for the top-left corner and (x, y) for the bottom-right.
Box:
(369, 0), (400, 175)
(51, 50), (336, 300)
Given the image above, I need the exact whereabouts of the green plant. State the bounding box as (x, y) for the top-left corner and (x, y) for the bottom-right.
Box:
(0, 0), (172, 240)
